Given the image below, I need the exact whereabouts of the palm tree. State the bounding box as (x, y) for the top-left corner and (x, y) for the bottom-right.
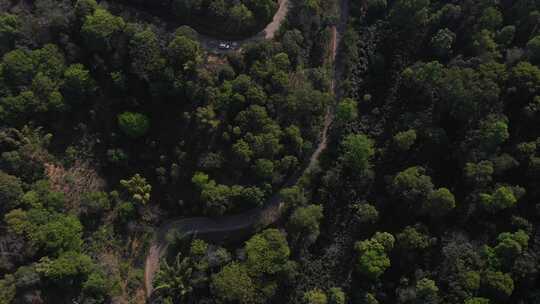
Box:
(154, 253), (194, 303)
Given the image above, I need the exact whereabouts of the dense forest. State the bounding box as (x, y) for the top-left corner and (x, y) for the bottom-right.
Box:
(1, 0), (540, 303)
(116, 0), (280, 37)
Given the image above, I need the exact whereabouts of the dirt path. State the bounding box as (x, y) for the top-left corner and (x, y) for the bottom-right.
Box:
(264, 0), (289, 39)
(144, 0), (350, 299)
(198, 0), (289, 52)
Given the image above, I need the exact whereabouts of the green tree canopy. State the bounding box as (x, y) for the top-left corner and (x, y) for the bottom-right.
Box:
(117, 112), (150, 139)
(336, 98), (358, 124)
(390, 166), (434, 206)
(245, 228), (290, 276)
(289, 204), (324, 243)
(480, 186), (522, 212)
(389, 0), (430, 30)
(355, 233), (394, 280)
(120, 173), (152, 205)
(0, 170), (23, 214)
(62, 64), (96, 101)
(393, 129), (417, 151)
(81, 8), (125, 51)
(527, 35), (540, 64)
(340, 133), (375, 172)
(304, 289), (328, 304)
(425, 187), (456, 217)
(0, 13), (19, 49)
(328, 287), (345, 304)
(211, 262), (259, 304)
(481, 271), (514, 301)
(167, 32), (202, 69)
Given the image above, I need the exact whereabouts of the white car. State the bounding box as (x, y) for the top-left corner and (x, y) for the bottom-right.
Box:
(218, 42), (231, 50)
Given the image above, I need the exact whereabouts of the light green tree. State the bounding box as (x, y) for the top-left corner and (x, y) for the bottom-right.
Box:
(120, 174), (151, 205)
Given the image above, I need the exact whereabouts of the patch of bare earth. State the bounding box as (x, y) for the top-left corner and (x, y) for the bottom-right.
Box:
(45, 161), (105, 211)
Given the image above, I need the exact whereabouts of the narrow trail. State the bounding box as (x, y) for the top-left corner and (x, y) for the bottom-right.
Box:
(144, 0), (350, 299)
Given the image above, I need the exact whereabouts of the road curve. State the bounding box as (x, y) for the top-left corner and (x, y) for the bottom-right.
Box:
(144, 0), (350, 298)
(198, 0), (289, 52)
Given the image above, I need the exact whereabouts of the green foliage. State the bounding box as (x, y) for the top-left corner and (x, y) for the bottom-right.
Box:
(0, 170), (23, 214)
(117, 112), (150, 139)
(5, 182), (83, 258)
(245, 229), (290, 276)
(480, 186), (520, 212)
(481, 271), (514, 301)
(0, 275), (16, 304)
(372, 232), (395, 252)
(2, 48), (35, 86)
(416, 278), (439, 302)
(120, 173), (152, 205)
(253, 158), (274, 180)
(168, 31), (202, 69)
(389, 0), (431, 29)
(355, 240), (390, 280)
(74, 0), (98, 19)
(212, 262), (259, 304)
(464, 161), (493, 186)
(527, 35), (540, 64)
(190, 239), (209, 256)
(328, 287), (345, 304)
(352, 203), (379, 224)
(476, 115), (509, 154)
(81, 8), (125, 51)
(341, 133), (375, 172)
(304, 289), (328, 304)
(289, 204), (324, 242)
(425, 187), (455, 216)
(82, 271), (110, 302)
(396, 225), (432, 251)
(154, 253), (194, 302)
(62, 64), (96, 101)
(0, 13), (19, 49)
(462, 271), (481, 291)
(336, 98), (358, 124)
(80, 191), (110, 216)
(32, 214), (83, 255)
(472, 30), (499, 59)
(364, 293), (379, 304)
(478, 7), (503, 31)
(36, 251), (93, 283)
(280, 186), (307, 208)
(192, 172), (263, 215)
(130, 28), (165, 80)
(496, 26), (515, 46)
(390, 166), (434, 206)
(464, 298), (490, 304)
(393, 129), (417, 151)
(509, 61), (540, 94)
(494, 230), (529, 267)
(355, 233), (393, 280)
(431, 28), (455, 58)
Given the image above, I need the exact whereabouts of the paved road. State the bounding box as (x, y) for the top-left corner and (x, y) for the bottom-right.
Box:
(144, 0), (350, 298)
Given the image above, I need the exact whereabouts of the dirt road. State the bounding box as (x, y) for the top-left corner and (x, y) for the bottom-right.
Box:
(199, 0), (289, 52)
(144, 0), (350, 298)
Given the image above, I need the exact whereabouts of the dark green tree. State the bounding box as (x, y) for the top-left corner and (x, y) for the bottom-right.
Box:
(117, 112), (150, 139)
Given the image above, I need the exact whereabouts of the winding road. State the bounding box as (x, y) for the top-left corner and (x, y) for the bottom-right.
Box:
(144, 0), (350, 298)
